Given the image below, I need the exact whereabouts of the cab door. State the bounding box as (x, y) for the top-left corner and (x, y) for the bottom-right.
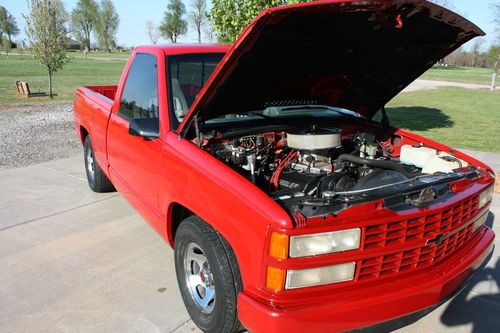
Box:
(107, 53), (163, 230)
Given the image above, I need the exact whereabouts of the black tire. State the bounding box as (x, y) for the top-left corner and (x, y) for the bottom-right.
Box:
(174, 216), (244, 333)
(83, 136), (115, 193)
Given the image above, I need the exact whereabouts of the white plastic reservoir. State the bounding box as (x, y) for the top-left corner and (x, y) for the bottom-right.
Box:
(400, 145), (437, 168)
(400, 145), (468, 174)
(422, 153), (468, 174)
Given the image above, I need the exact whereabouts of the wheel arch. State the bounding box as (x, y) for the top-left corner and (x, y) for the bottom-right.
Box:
(167, 202), (244, 289)
(167, 202), (195, 247)
(79, 125), (89, 144)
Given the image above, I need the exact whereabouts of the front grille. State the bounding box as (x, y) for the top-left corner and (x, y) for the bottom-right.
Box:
(357, 195), (479, 281)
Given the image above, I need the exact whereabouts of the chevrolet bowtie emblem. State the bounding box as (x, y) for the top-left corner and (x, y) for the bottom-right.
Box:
(409, 187), (437, 207)
(425, 233), (447, 246)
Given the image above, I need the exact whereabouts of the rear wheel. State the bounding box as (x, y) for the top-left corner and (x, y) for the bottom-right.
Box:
(84, 136), (115, 193)
(174, 216), (244, 333)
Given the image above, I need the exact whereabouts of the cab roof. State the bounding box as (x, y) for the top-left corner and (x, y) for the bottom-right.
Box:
(134, 44), (231, 56)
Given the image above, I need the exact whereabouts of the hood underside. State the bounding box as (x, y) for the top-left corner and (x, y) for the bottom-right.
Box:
(179, 0), (484, 132)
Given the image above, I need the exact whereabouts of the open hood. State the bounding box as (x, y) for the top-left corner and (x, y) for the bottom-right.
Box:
(178, 0), (483, 133)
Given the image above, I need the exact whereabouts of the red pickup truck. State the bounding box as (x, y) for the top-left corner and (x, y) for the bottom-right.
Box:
(74, 1), (495, 332)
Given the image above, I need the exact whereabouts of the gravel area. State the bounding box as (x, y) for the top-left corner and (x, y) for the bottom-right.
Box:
(0, 102), (81, 169)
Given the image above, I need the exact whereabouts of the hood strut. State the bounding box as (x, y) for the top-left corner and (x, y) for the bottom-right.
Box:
(194, 114), (202, 147)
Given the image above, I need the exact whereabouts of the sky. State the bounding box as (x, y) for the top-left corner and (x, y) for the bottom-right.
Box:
(1, 0), (498, 49)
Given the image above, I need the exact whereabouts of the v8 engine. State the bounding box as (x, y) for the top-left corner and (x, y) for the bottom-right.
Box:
(207, 125), (473, 217)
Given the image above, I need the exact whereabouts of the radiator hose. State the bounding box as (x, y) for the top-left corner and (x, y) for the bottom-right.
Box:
(336, 154), (418, 179)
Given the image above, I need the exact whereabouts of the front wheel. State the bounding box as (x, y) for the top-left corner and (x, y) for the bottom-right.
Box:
(174, 216), (244, 333)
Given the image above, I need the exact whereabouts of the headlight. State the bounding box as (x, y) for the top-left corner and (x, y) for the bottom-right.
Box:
(285, 262), (355, 289)
(479, 185), (494, 209)
(289, 228), (361, 258)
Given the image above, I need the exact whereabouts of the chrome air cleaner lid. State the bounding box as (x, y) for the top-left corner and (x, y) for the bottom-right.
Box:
(286, 126), (341, 150)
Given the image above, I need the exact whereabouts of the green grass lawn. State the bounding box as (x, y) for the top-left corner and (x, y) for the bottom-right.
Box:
(1, 55), (499, 153)
(4, 48), (131, 60)
(420, 66), (494, 85)
(66, 50), (131, 59)
(384, 87), (500, 152)
(0, 55), (125, 104)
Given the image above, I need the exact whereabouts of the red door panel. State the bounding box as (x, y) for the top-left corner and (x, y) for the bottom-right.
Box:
(107, 113), (162, 231)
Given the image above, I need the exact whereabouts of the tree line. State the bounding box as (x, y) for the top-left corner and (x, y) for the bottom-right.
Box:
(3, 0), (498, 53)
(0, 0), (119, 54)
(443, 39), (500, 71)
(71, 0), (119, 53)
(159, 0), (499, 87)
(152, 0), (309, 44)
(146, 0), (210, 44)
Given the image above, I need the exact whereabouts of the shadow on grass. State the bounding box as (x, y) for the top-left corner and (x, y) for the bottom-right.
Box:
(385, 107), (454, 131)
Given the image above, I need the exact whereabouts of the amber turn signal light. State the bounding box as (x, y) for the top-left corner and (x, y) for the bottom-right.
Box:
(269, 232), (289, 259)
(266, 266), (286, 292)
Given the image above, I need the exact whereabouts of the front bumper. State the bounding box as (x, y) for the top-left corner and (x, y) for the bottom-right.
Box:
(238, 227), (495, 333)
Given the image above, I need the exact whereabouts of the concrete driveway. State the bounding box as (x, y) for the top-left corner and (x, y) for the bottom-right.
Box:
(1, 153), (499, 333)
(403, 79), (498, 92)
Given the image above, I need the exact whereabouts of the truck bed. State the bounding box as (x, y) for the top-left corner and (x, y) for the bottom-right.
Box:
(83, 85), (118, 101)
(74, 85), (118, 174)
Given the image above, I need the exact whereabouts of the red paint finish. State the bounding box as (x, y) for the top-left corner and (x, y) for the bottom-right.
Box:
(238, 228), (494, 333)
(73, 1), (495, 332)
(74, 44), (288, 298)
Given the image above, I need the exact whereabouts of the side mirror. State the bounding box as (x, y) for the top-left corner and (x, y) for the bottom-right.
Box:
(129, 118), (160, 139)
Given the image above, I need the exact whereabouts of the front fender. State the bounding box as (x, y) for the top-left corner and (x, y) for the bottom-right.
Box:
(158, 132), (292, 294)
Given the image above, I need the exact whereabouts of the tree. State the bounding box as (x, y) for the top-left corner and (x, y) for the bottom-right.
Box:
(1, 37), (11, 55)
(486, 45), (500, 89)
(160, 0), (188, 43)
(53, 0), (70, 23)
(96, 0), (119, 52)
(0, 7), (3, 41)
(209, 0), (308, 43)
(0, 6), (20, 45)
(189, 0), (207, 43)
(71, 0), (99, 52)
(202, 19), (215, 43)
(146, 20), (161, 44)
(493, 2), (500, 42)
(24, 0), (70, 98)
(0, 6), (6, 42)
(487, 3), (500, 90)
(470, 37), (484, 67)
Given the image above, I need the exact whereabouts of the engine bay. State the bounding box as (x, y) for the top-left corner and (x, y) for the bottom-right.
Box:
(203, 125), (478, 218)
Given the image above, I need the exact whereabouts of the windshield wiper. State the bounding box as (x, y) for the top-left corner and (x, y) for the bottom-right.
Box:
(247, 111), (277, 120)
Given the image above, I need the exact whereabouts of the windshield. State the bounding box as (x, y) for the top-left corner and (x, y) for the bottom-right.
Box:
(167, 53), (226, 129)
(206, 105), (362, 124)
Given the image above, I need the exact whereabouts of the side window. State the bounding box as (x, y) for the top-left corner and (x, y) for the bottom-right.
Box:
(119, 53), (159, 120)
(167, 53), (225, 128)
